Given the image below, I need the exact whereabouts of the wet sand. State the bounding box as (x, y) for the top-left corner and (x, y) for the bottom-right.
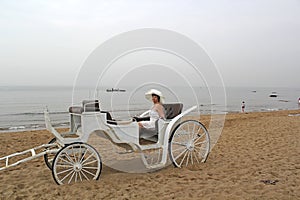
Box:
(0, 110), (299, 199)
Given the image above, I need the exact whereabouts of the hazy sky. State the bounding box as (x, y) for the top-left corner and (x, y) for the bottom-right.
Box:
(0, 0), (299, 87)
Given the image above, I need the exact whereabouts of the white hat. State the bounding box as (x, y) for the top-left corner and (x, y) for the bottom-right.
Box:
(145, 89), (165, 103)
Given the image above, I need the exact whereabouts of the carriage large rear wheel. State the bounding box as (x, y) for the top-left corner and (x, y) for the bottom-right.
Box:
(169, 120), (210, 168)
(52, 142), (102, 185)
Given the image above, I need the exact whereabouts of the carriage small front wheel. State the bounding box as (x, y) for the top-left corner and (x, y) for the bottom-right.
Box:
(169, 120), (210, 168)
(52, 142), (102, 185)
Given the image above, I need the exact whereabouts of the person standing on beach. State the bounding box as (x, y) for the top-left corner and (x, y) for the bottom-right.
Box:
(241, 101), (245, 113)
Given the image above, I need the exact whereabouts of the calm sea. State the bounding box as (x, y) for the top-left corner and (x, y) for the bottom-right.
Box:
(0, 86), (299, 132)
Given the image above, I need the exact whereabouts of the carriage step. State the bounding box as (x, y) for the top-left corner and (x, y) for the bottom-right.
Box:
(146, 162), (165, 169)
(117, 150), (134, 154)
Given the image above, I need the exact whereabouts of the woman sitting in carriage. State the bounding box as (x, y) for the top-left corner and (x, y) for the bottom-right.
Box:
(134, 89), (166, 142)
(138, 89), (165, 128)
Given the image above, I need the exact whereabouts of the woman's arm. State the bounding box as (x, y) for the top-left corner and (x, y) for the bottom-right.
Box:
(155, 104), (165, 119)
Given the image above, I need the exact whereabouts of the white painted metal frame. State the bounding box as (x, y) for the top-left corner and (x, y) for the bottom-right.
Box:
(45, 105), (197, 169)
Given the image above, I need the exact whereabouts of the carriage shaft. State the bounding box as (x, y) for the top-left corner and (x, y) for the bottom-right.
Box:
(0, 143), (58, 171)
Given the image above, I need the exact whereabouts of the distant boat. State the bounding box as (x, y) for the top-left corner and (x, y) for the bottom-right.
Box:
(269, 92), (278, 97)
(106, 88), (126, 92)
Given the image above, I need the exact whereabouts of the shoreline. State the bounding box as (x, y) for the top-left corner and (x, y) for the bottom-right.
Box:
(0, 108), (298, 134)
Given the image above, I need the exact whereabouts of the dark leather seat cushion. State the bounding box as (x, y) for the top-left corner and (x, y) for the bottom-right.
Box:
(82, 100), (100, 112)
(69, 106), (84, 114)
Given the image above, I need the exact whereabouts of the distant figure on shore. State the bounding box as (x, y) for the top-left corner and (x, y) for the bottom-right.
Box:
(241, 101), (245, 113)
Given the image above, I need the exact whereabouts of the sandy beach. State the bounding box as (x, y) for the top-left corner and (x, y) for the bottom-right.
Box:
(0, 109), (299, 199)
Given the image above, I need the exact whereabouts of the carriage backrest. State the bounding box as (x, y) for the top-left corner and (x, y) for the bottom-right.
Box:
(163, 103), (183, 119)
(82, 100), (100, 112)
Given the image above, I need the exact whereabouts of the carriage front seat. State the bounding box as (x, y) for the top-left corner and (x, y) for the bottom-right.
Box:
(69, 100), (118, 125)
(69, 100), (100, 114)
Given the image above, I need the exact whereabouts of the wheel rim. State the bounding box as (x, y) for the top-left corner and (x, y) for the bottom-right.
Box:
(52, 143), (102, 185)
(169, 120), (210, 168)
(44, 138), (57, 170)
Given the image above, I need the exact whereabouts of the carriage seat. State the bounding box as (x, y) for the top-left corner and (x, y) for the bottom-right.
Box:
(140, 103), (183, 142)
(134, 103), (183, 122)
(69, 100), (100, 114)
(68, 100), (118, 124)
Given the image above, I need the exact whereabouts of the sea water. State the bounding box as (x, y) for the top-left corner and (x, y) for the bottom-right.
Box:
(0, 86), (299, 132)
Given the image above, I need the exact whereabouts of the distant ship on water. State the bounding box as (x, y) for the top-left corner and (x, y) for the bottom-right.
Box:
(106, 88), (126, 92)
(269, 92), (278, 97)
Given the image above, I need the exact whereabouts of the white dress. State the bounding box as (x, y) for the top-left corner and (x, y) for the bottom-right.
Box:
(140, 108), (160, 129)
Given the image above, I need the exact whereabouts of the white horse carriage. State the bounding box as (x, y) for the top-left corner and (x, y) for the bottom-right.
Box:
(0, 97), (210, 185)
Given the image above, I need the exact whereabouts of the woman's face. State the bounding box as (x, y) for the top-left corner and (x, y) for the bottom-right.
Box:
(152, 95), (159, 104)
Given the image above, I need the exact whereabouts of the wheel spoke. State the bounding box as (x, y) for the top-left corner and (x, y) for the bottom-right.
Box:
(79, 148), (88, 163)
(195, 142), (207, 148)
(57, 168), (73, 175)
(78, 144), (82, 161)
(190, 150), (194, 165)
(82, 168), (97, 177)
(172, 141), (186, 147)
(194, 140), (207, 146)
(78, 171), (83, 182)
(75, 172), (78, 183)
(60, 169), (74, 182)
(82, 152), (95, 165)
(57, 157), (74, 166)
(189, 123), (196, 140)
(82, 166), (99, 170)
(176, 130), (188, 139)
(82, 159), (98, 166)
(55, 164), (73, 168)
(68, 171), (76, 184)
(193, 132), (205, 144)
(194, 146), (206, 152)
(80, 170), (90, 181)
(194, 147), (205, 158)
(64, 152), (75, 164)
(185, 151), (190, 166)
(192, 150), (200, 164)
(192, 126), (202, 141)
(179, 150), (189, 167)
(174, 148), (188, 161)
(172, 145), (186, 153)
(72, 146), (77, 163)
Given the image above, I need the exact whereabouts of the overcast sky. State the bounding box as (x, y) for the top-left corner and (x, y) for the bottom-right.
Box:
(0, 0), (299, 88)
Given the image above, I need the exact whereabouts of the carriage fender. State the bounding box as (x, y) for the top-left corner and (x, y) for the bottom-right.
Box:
(164, 106), (197, 141)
